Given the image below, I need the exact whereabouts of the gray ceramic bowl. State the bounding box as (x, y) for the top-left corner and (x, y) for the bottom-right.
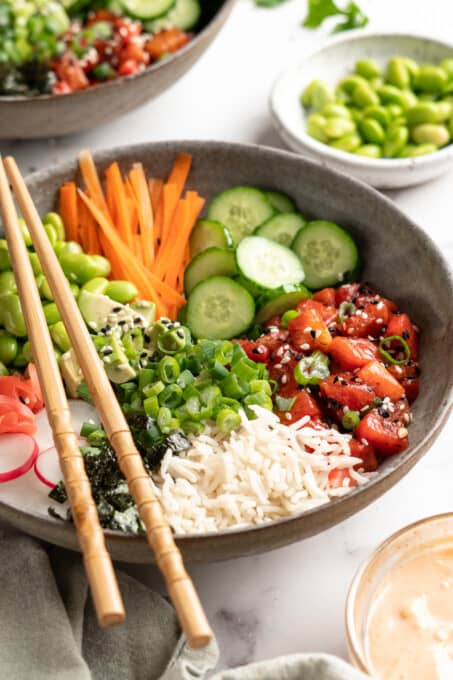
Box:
(1, 141), (452, 563)
(0, 1), (234, 140)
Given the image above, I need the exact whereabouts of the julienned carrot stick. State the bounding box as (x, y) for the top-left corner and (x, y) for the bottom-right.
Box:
(130, 163), (154, 269)
(78, 191), (185, 314)
(77, 195), (91, 253)
(125, 178), (139, 236)
(153, 198), (187, 279)
(149, 178), (164, 249)
(159, 183), (178, 249)
(167, 153), (192, 198)
(164, 193), (205, 289)
(59, 183), (78, 242)
(79, 150), (109, 214)
(149, 178), (163, 214)
(105, 163), (133, 249)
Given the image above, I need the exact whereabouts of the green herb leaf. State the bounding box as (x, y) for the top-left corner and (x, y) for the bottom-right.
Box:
(302, 0), (368, 33)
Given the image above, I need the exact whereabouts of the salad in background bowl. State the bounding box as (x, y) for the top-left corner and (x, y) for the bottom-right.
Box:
(0, 0), (234, 138)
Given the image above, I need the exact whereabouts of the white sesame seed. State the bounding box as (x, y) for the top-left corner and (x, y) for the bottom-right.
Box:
(281, 375), (288, 384)
(301, 343), (310, 351)
(361, 438), (369, 446)
(376, 318), (383, 324)
(398, 427), (408, 439)
(285, 413), (292, 420)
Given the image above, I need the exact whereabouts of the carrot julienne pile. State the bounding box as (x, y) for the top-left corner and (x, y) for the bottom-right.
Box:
(58, 150), (205, 319)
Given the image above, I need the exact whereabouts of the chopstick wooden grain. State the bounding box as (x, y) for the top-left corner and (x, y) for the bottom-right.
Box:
(0, 157), (125, 628)
(4, 156), (212, 649)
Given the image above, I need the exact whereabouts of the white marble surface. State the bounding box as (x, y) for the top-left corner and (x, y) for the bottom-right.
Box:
(3, 0), (453, 673)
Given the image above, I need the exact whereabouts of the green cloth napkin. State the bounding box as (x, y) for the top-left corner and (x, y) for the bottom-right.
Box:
(0, 528), (369, 680)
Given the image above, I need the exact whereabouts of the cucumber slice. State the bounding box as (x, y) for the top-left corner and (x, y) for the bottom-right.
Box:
(265, 191), (296, 214)
(255, 284), (312, 324)
(177, 303), (188, 325)
(236, 236), (305, 291)
(292, 220), (359, 290)
(189, 220), (232, 258)
(121, 0), (175, 20)
(184, 247), (237, 295)
(146, 0), (200, 31)
(255, 213), (306, 248)
(207, 187), (274, 246)
(186, 277), (255, 340)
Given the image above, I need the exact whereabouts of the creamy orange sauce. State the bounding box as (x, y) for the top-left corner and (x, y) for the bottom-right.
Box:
(366, 546), (453, 680)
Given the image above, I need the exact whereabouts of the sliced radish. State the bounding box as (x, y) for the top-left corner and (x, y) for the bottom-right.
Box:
(0, 433), (38, 483)
(34, 437), (86, 489)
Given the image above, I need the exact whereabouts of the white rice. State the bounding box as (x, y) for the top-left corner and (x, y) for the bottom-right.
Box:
(150, 407), (372, 535)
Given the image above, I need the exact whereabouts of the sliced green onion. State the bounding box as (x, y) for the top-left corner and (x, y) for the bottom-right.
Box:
(341, 410), (360, 431)
(177, 369), (195, 389)
(210, 360), (229, 380)
(220, 373), (248, 399)
(215, 341), (234, 365)
(232, 357), (259, 382)
(143, 395), (159, 418)
(80, 421), (99, 437)
(200, 385), (222, 408)
(244, 393), (273, 410)
(182, 420), (205, 435)
(143, 380), (165, 397)
(157, 328), (187, 354)
(159, 384), (183, 409)
(281, 309), (299, 328)
(157, 406), (173, 433)
(338, 301), (356, 323)
(294, 350), (330, 386)
(159, 356), (180, 383)
(138, 368), (154, 392)
(250, 379), (272, 396)
(216, 408), (242, 433)
(186, 396), (201, 418)
(378, 335), (411, 365)
(275, 395), (296, 412)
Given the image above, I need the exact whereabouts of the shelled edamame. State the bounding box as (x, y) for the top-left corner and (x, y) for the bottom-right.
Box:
(301, 56), (453, 158)
(0, 211), (139, 373)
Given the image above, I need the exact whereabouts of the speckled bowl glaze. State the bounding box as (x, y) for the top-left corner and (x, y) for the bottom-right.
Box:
(270, 32), (453, 189)
(1, 141), (452, 563)
(0, 0), (234, 140)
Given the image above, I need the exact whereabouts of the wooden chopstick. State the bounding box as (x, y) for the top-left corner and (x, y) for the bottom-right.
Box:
(0, 157), (125, 628)
(4, 156), (212, 649)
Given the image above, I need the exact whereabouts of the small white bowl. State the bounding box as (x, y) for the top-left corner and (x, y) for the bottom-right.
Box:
(270, 32), (453, 189)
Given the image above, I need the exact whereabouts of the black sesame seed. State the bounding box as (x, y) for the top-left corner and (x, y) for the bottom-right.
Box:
(102, 348), (113, 356)
(402, 330), (409, 340)
(310, 330), (316, 339)
(112, 306), (122, 312)
(176, 330), (184, 339)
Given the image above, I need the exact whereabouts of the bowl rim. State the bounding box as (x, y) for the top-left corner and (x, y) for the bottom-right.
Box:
(0, 0), (235, 104)
(270, 30), (453, 171)
(1, 139), (453, 554)
(344, 511), (453, 673)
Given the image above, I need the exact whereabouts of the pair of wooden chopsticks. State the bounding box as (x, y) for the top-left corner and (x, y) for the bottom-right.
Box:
(0, 156), (212, 648)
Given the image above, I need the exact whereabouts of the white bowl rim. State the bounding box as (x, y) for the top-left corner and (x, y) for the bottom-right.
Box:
(270, 30), (453, 171)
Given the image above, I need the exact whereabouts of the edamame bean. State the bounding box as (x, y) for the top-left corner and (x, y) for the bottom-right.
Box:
(386, 104), (404, 119)
(352, 81), (380, 108)
(311, 82), (335, 110)
(440, 58), (453, 80)
(321, 103), (351, 119)
(43, 302), (61, 325)
(59, 253), (111, 285)
(418, 93), (438, 102)
(399, 57), (420, 80)
(398, 143), (437, 158)
(70, 284), (79, 299)
(412, 123), (450, 147)
(400, 89), (418, 108)
(29, 251), (42, 276)
(2, 294), (27, 337)
(50, 321), (71, 353)
(13, 344), (27, 368)
(0, 330), (18, 365)
(22, 341), (33, 364)
(359, 118), (385, 144)
(363, 105), (390, 127)
(19, 218), (32, 247)
(43, 212), (65, 241)
(301, 80), (323, 107)
(0, 241), (11, 272)
(105, 280), (139, 304)
(448, 118), (453, 137)
(414, 65), (448, 93)
(0, 362), (9, 376)
(307, 113), (329, 142)
(40, 277), (54, 301)
(435, 101), (453, 121)
(348, 107), (362, 123)
(44, 222), (57, 246)
(383, 126), (409, 157)
(324, 117), (356, 139)
(355, 144), (382, 158)
(377, 84), (411, 109)
(338, 75), (368, 94)
(386, 57), (410, 89)
(58, 241), (83, 257)
(355, 59), (382, 79)
(406, 102), (443, 125)
(0, 271), (17, 297)
(329, 132), (362, 152)
(82, 277), (109, 294)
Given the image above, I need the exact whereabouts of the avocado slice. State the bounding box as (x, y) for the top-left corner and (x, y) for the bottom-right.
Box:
(78, 290), (146, 333)
(131, 300), (156, 327)
(60, 348), (83, 398)
(101, 334), (136, 384)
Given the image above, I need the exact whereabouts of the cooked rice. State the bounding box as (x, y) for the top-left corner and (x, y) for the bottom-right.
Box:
(150, 406), (372, 535)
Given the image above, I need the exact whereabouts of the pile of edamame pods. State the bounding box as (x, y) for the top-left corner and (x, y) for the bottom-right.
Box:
(301, 56), (453, 158)
(0, 211), (138, 375)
